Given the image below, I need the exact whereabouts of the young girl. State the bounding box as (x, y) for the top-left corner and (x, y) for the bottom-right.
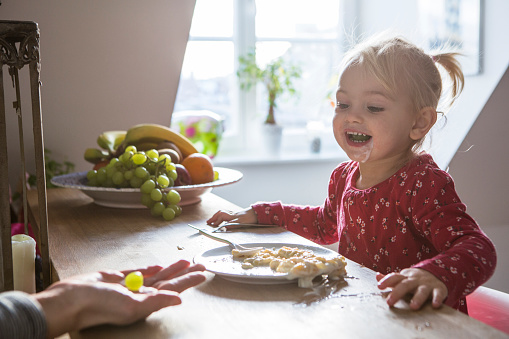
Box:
(207, 35), (496, 314)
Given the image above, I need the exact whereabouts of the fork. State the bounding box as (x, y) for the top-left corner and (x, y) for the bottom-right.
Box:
(211, 222), (275, 233)
(187, 224), (263, 255)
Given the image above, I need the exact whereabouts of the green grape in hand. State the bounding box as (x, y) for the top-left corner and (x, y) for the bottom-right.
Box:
(125, 271), (144, 292)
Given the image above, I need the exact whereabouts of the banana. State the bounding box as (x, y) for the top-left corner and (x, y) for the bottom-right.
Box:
(112, 131), (127, 150)
(123, 123), (198, 158)
(96, 135), (111, 152)
(96, 130), (127, 153)
(135, 141), (160, 151)
(84, 148), (109, 164)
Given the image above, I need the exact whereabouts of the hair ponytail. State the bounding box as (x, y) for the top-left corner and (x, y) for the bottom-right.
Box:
(430, 52), (465, 109)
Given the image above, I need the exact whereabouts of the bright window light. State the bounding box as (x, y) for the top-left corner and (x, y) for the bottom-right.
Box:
(174, 0), (344, 154)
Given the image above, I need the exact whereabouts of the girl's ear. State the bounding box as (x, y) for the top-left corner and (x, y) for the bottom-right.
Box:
(410, 107), (437, 140)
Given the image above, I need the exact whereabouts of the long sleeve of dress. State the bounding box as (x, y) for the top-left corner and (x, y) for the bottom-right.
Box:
(252, 165), (347, 245)
(0, 291), (47, 339)
(406, 165), (496, 306)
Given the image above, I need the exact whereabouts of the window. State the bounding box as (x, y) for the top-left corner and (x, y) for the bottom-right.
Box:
(174, 0), (345, 155)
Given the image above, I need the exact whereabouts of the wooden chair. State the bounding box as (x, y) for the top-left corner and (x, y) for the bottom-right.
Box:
(467, 286), (509, 334)
(0, 20), (50, 291)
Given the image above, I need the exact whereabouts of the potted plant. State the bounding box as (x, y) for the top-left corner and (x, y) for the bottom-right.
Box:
(237, 51), (302, 125)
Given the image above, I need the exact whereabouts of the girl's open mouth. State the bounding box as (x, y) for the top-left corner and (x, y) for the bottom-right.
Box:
(346, 131), (372, 144)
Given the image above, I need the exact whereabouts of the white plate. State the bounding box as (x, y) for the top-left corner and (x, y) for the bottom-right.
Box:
(50, 167), (242, 208)
(193, 242), (340, 285)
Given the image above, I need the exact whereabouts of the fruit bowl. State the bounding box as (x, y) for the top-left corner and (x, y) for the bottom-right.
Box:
(51, 167), (242, 208)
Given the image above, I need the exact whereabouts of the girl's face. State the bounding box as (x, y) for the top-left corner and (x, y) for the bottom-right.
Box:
(333, 64), (417, 165)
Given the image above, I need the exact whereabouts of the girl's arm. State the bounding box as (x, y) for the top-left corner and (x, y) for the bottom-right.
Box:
(408, 169), (496, 307)
(251, 201), (339, 245)
(250, 165), (347, 245)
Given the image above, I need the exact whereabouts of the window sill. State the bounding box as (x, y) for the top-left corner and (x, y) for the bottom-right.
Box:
(213, 150), (347, 166)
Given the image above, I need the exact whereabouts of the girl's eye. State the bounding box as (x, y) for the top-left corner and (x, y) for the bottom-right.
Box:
(367, 106), (384, 113)
(336, 102), (349, 110)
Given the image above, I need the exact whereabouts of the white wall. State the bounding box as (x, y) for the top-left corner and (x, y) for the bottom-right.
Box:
(214, 157), (339, 208)
(448, 67), (509, 294)
(1, 0), (195, 188)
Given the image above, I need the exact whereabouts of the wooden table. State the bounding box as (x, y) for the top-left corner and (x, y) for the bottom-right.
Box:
(27, 188), (507, 338)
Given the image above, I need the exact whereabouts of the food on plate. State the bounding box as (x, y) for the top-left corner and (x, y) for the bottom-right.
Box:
(86, 146), (182, 220)
(83, 123), (199, 167)
(181, 153), (215, 185)
(96, 130), (127, 154)
(80, 124), (222, 216)
(84, 124), (217, 186)
(174, 164), (192, 186)
(84, 147), (110, 165)
(232, 246), (347, 288)
(123, 123), (198, 159)
(159, 148), (181, 164)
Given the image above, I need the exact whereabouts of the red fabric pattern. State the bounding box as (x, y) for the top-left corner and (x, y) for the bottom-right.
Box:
(252, 154), (496, 313)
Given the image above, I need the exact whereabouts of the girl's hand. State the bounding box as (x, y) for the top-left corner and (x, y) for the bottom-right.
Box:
(206, 207), (258, 227)
(376, 268), (448, 310)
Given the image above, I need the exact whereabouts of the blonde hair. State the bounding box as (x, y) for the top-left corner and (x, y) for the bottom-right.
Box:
(340, 34), (465, 150)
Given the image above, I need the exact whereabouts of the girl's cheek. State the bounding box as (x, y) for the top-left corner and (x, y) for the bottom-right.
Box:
(332, 122), (343, 142)
(332, 112), (342, 128)
(332, 121), (346, 149)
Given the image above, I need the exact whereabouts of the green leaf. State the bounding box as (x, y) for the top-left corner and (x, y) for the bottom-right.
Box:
(237, 51), (302, 123)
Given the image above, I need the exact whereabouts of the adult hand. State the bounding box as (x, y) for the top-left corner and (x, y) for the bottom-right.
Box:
(206, 207), (258, 227)
(376, 268), (448, 310)
(34, 260), (206, 338)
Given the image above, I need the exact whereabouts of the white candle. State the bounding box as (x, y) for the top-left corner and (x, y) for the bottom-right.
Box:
(11, 234), (36, 293)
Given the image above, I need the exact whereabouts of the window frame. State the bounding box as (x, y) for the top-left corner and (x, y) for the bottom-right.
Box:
(183, 0), (350, 156)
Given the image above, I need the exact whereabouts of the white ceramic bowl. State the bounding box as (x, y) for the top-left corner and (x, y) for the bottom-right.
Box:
(51, 167), (242, 208)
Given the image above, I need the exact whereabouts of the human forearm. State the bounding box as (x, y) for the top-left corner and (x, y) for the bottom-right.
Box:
(252, 201), (339, 245)
(413, 231), (496, 304)
(33, 281), (83, 338)
(0, 291), (47, 339)
(411, 181), (497, 304)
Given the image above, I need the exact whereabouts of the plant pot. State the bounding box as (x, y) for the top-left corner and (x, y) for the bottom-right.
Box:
(260, 123), (283, 156)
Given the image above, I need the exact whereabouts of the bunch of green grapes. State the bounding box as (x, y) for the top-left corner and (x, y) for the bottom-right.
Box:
(86, 146), (182, 221)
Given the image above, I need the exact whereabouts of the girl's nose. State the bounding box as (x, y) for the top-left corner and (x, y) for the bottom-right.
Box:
(344, 106), (363, 123)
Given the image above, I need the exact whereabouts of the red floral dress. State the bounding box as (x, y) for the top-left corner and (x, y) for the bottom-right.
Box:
(252, 154), (496, 313)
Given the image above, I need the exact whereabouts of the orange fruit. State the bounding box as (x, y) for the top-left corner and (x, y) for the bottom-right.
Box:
(181, 153), (214, 184)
